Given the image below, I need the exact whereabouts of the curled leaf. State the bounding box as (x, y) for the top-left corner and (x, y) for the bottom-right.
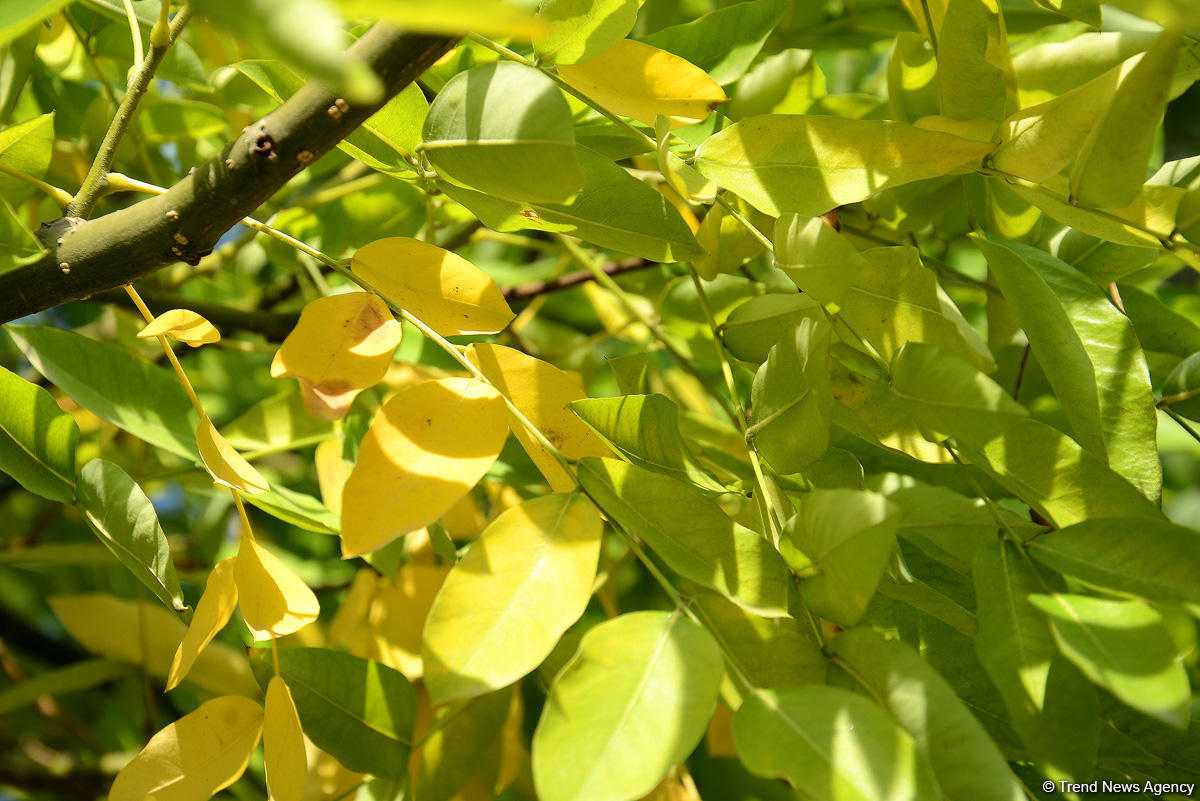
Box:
(271, 292), (403, 420)
(196, 420), (270, 495)
(167, 557), (238, 692)
(137, 309), (221, 347)
(235, 536), (320, 641)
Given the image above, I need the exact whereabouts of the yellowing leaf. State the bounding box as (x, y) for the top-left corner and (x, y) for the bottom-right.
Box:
(167, 557), (238, 692)
(270, 292), (403, 420)
(196, 420), (270, 495)
(352, 238), (515, 336)
(373, 562), (452, 680)
(558, 39), (727, 129)
(234, 536), (320, 641)
(422, 493), (603, 705)
(314, 439), (351, 516)
(467, 344), (608, 460)
(265, 677), (307, 801)
(327, 569), (380, 657)
(108, 695), (264, 801)
(137, 309), (221, 347)
(50, 594), (259, 698)
(340, 378), (509, 558)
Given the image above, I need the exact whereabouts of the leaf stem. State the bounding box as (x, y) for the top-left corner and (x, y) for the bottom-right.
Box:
(68, 5), (191, 218)
(0, 164), (73, 209)
(122, 284), (210, 424)
(942, 443), (1020, 540)
(121, 0), (145, 68)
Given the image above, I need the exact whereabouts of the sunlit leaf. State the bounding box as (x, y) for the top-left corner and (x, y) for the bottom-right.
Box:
(340, 378), (508, 557)
(196, 419), (270, 495)
(534, 0), (641, 66)
(234, 536), (320, 641)
(264, 677), (307, 801)
(271, 292), (402, 420)
(168, 557), (238, 691)
(352, 237), (514, 336)
(137, 309), (221, 347)
(0, 364), (77, 503)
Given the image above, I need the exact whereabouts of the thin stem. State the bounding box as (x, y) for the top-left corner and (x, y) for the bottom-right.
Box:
(1164, 407), (1200, 447)
(67, 5), (192, 218)
(232, 490), (255, 540)
(715, 195), (772, 250)
(1158, 386), (1200, 409)
(121, 0), (145, 68)
(919, 0), (939, 52)
(0, 164), (73, 209)
(685, 264), (783, 542)
(123, 284), (209, 423)
(943, 443), (1019, 540)
(555, 234), (739, 422)
(1012, 344), (1030, 401)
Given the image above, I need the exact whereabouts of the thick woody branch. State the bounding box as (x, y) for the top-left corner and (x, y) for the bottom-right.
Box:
(0, 26), (457, 324)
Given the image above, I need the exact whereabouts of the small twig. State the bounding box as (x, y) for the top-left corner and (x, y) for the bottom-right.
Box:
(0, 164), (73, 209)
(503, 257), (650, 302)
(67, 5), (192, 218)
(1012, 344), (1031, 401)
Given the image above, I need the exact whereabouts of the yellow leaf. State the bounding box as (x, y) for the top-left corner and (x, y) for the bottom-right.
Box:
(340, 378), (509, 558)
(373, 562), (452, 680)
(314, 439), (351, 516)
(167, 557), (238, 692)
(108, 695), (263, 801)
(50, 594), (258, 698)
(137, 309), (221, 347)
(270, 292), (403, 420)
(557, 39), (727, 130)
(304, 737), (363, 801)
(196, 419), (270, 495)
(352, 237), (515, 336)
(234, 536), (320, 641)
(326, 569), (380, 657)
(639, 767), (703, 801)
(265, 677), (307, 801)
(422, 493), (603, 704)
(705, 702), (738, 757)
(466, 343), (609, 460)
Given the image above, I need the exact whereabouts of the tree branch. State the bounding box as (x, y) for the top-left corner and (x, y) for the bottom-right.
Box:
(0, 26), (458, 324)
(503, 257), (652, 302)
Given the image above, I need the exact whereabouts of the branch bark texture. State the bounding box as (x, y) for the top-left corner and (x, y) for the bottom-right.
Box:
(0, 26), (457, 323)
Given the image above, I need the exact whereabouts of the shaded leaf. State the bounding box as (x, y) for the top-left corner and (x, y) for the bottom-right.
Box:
(0, 364), (77, 503)
(638, 0), (789, 84)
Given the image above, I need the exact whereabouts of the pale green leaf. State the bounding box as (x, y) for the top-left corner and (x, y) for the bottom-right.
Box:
(693, 115), (992, 216)
(720, 293), (822, 364)
(0, 2), (71, 50)
(0, 112), (53, 206)
(693, 593), (825, 692)
(831, 628), (1025, 801)
(937, 0), (1008, 124)
(773, 213), (862, 307)
(422, 493), (602, 705)
(534, 0), (641, 66)
(1028, 593), (1191, 727)
(733, 686), (941, 801)
(423, 62), (582, 203)
(0, 364), (77, 503)
(579, 457), (792, 617)
(975, 234), (1160, 501)
(532, 611), (723, 801)
(638, 0), (789, 84)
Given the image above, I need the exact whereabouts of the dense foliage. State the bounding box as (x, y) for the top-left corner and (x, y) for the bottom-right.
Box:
(2, 1), (1200, 800)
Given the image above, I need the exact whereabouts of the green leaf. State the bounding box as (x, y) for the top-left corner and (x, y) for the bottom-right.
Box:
(1003, 179), (1164, 248)
(0, 194), (43, 273)
(416, 688), (512, 801)
(720, 292), (822, 364)
(782, 488), (898, 627)
(974, 234), (1160, 502)
(534, 0), (641, 66)
(831, 628), (1025, 801)
(260, 647), (418, 780)
(331, 0), (540, 37)
(1028, 0), (1101, 25)
(747, 317), (833, 474)
(1162, 350), (1200, 421)
(936, 0), (1008, 124)
(578, 457), (792, 617)
(693, 115), (993, 216)
(1027, 593), (1190, 727)
(235, 59), (428, 177)
(532, 611), (723, 801)
(193, 0), (380, 103)
(0, 1), (71, 49)
(964, 419), (1161, 528)
(139, 100), (227, 143)
(7, 325), (198, 460)
(693, 593), (825, 691)
(992, 61), (1122, 184)
(0, 364), (77, 503)
(76, 459), (186, 614)
(439, 145), (704, 262)
(888, 33), (940, 124)
(890, 484), (1038, 573)
(422, 493), (602, 705)
(733, 686), (941, 801)
(773, 213), (862, 307)
(891, 342), (1027, 451)
(1120, 284), (1200, 358)
(839, 246), (994, 372)
(244, 484), (339, 535)
(606, 352), (648, 395)
(638, 0), (789, 84)
(0, 658), (131, 716)
(1070, 28), (1181, 209)
(423, 62), (583, 203)
(222, 390), (336, 452)
(1049, 229), (1157, 287)
(0, 112), (54, 205)
(1028, 518), (1200, 605)
(570, 394), (725, 491)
